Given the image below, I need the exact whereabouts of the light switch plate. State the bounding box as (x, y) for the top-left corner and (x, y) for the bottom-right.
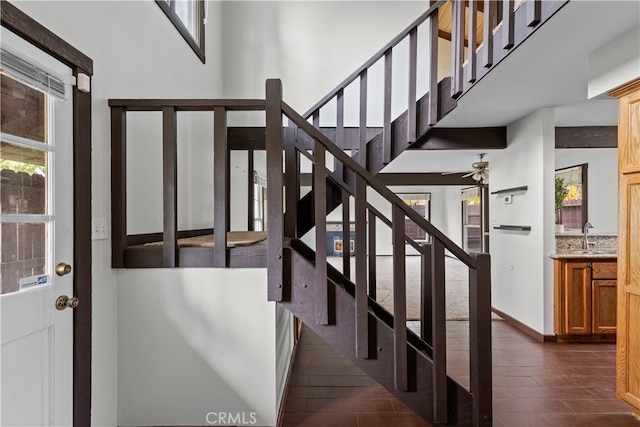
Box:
(92, 218), (108, 240)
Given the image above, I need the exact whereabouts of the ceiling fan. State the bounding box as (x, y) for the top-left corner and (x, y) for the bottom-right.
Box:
(462, 153), (489, 184)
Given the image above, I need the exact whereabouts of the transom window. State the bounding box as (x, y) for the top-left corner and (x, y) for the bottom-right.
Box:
(156, 0), (206, 63)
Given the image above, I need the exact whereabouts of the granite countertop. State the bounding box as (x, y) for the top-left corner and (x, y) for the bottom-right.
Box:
(550, 251), (617, 260)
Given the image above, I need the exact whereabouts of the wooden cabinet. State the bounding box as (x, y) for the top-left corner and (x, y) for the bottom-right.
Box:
(611, 79), (640, 416)
(554, 259), (617, 342)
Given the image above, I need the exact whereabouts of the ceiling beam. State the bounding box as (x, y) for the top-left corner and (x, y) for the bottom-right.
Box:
(298, 172), (477, 187)
(227, 126), (617, 151)
(555, 126), (617, 148)
(378, 172), (478, 186)
(411, 127), (507, 150)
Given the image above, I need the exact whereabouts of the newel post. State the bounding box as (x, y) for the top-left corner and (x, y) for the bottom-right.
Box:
(266, 79), (284, 302)
(469, 252), (492, 426)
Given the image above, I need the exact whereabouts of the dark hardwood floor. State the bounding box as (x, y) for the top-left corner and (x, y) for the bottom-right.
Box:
(282, 320), (640, 426)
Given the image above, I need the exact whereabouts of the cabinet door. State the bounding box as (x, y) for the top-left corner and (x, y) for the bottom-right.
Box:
(592, 280), (617, 334)
(564, 262), (592, 334)
(592, 262), (617, 280)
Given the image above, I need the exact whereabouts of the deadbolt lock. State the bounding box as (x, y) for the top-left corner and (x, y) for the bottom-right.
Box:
(55, 295), (79, 311)
(55, 262), (72, 276)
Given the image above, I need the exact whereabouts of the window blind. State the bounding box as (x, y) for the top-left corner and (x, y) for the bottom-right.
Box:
(1, 47), (68, 100)
(461, 187), (480, 201)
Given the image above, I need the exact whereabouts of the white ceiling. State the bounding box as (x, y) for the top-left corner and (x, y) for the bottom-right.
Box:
(386, 1), (639, 174)
(438, 0), (639, 128)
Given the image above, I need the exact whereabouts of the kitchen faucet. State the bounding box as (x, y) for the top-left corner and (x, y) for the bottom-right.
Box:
(583, 222), (594, 251)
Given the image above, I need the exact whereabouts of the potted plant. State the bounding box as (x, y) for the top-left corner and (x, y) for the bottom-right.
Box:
(555, 177), (568, 233)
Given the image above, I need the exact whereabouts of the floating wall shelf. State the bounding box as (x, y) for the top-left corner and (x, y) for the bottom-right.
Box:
(491, 186), (528, 195)
(493, 225), (532, 231)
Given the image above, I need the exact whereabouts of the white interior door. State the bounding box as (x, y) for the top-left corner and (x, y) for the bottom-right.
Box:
(1, 28), (74, 426)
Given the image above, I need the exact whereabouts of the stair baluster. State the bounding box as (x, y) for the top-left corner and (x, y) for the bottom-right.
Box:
(354, 175), (369, 359)
(314, 140), (329, 325)
(382, 48), (393, 165)
(431, 239), (448, 423)
(162, 106), (179, 267)
(468, 0), (479, 83)
(367, 209), (377, 299)
(358, 69), (368, 168)
(470, 252), (493, 427)
(407, 27), (418, 143)
(502, 0), (515, 49)
(341, 183), (351, 279)
(451, 0), (465, 98)
(213, 106), (228, 267)
(392, 204), (408, 391)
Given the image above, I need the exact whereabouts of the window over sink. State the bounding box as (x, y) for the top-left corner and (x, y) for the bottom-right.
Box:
(555, 164), (588, 231)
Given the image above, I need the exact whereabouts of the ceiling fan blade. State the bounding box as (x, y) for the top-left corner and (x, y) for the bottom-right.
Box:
(461, 171), (475, 178)
(441, 171), (472, 175)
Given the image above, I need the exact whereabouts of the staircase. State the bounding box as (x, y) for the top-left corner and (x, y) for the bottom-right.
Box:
(109, 2), (571, 425)
(266, 79), (491, 426)
(268, 2), (568, 425)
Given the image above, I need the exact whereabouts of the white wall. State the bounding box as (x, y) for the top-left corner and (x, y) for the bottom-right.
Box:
(275, 304), (294, 409)
(117, 269), (279, 427)
(556, 148), (618, 234)
(588, 25), (640, 99)
(442, 186), (465, 248)
(219, 1), (428, 124)
(489, 109), (556, 335)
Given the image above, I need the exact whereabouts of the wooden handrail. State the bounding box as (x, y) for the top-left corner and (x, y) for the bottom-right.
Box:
(107, 99), (265, 111)
(281, 100), (477, 268)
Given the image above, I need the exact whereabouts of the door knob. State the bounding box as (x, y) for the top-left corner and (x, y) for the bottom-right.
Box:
(55, 262), (72, 276)
(55, 295), (79, 310)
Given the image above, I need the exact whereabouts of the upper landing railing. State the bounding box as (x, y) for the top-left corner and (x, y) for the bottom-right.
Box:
(109, 99), (267, 268)
(301, 0), (567, 169)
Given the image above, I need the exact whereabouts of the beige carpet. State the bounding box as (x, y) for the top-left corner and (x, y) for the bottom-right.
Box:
(144, 231), (267, 248)
(328, 255), (485, 321)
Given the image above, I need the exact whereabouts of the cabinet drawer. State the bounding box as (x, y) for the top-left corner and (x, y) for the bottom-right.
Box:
(592, 262), (617, 279)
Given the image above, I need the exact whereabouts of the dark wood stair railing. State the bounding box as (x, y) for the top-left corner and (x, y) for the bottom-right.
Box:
(110, 84), (491, 424)
(266, 78), (492, 426)
(294, 0), (569, 236)
(110, 99), (268, 269)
